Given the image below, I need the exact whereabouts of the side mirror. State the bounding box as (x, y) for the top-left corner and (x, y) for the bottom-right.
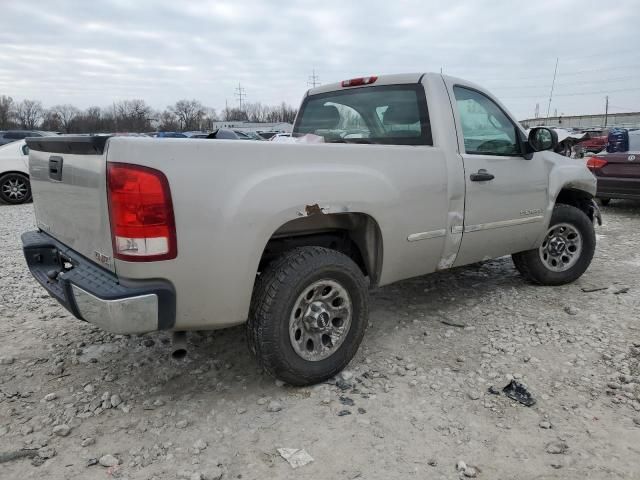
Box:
(528, 127), (558, 152)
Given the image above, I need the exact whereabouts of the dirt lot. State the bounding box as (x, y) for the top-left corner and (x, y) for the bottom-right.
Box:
(1, 201), (639, 480)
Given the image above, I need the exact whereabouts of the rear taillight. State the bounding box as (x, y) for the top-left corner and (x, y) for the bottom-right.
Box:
(107, 162), (177, 262)
(341, 76), (378, 87)
(586, 156), (608, 171)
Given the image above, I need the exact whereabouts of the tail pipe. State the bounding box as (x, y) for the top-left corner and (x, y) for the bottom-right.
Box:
(171, 331), (188, 360)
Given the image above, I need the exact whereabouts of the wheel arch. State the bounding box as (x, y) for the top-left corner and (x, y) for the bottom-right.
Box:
(0, 170), (30, 179)
(554, 187), (597, 222)
(258, 212), (384, 287)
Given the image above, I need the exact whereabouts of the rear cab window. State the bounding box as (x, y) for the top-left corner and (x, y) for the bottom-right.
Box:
(294, 84), (432, 145)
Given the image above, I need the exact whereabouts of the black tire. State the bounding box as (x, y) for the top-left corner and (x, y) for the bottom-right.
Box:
(599, 198), (611, 206)
(248, 246), (368, 386)
(0, 173), (31, 205)
(512, 204), (595, 286)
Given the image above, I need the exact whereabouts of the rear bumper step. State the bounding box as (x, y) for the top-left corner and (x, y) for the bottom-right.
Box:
(21, 230), (175, 334)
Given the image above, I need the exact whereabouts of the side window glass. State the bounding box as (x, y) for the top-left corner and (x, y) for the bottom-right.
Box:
(453, 86), (520, 156)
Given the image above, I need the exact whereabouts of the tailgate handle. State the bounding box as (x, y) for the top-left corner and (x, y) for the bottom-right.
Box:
(49, 156), (64, 181)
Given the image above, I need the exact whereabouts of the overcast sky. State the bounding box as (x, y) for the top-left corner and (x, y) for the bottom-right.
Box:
(1, 0), (639, 119)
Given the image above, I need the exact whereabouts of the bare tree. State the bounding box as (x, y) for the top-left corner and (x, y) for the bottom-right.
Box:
(113, 99), (153, 132)
(200, 107), (218, 131)
(0, 95), (14, 129)
(50, 104), (80, 133)
(40, 110), (62, 131)
(158, 110), (180, 131)
(14, 100), (44, 129)
(170, 100), (205, 131)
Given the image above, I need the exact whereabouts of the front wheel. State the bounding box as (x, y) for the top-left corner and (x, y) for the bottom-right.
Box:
(512, 204), (596, 285)
(248, 246), (368, 386)
(0, 173), (31, 204)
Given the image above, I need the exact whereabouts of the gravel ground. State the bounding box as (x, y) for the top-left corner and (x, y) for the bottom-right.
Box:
(1, 201), (639, 480)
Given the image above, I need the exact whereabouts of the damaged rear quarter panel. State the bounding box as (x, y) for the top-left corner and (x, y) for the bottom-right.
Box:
(110, 139), (451, 329)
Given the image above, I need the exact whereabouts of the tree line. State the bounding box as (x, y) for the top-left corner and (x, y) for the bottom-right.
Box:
(0, 96), (298, 133)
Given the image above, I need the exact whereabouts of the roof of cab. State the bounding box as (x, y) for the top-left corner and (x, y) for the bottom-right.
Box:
(306, 72), (429, 96)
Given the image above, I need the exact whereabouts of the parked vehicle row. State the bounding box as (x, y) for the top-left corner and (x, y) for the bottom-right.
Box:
(0, 130), (60, 146)
(0, 129), (291, 204)
(22, 72), (601, 386)
(0, 140), (31, 204)
(587, 130), (640, 204)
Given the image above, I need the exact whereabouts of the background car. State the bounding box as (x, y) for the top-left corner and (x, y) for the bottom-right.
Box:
(257, 131), (278, 140)
(0, 139), (31, 204)
(587, 129), (640, 205)
(149, 132), (187, 138)
(205, 128), (242, 139)
(579, 130), (608, 153)
(0, 130), (59, 146)
(269, 133), (292, 141)
(235, 130), (264, 140)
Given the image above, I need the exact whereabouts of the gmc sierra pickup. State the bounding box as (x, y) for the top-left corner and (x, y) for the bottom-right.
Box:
(23, 73), (601, 385)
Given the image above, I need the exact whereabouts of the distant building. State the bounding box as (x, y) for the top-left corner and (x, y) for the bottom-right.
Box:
(521, 112), (640, 130)
(209, 121), (293, 133)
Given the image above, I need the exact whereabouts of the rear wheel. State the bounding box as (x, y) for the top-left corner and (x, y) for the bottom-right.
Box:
(0, 173), (31, 204)
(248, 246), (368, 386)
(512, 204), (595, 285)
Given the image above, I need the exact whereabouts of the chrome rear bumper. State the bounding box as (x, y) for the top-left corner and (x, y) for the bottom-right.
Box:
(22, 230), (175, 334)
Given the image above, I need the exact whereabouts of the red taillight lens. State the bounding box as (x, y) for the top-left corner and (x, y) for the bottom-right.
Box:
(107, 162), (177, 261)
(586, 156), (608, 170)
(341, 76), (378, 87)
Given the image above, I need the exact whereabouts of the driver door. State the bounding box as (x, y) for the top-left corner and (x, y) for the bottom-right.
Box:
(449, 85), (548, 266)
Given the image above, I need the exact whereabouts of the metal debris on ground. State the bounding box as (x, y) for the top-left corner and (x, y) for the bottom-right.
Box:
(0, 449), (38, 464)
(277, 448), (314, 469)
(487, 385), (500, 395)
(581, 286), (608, 293)
(439, 318), (466, 328)
(502, 380), (536, 406)
(339, 396), (355, 406)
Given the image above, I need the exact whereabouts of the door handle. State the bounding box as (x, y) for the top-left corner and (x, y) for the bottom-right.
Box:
(470, 169), (494, 182)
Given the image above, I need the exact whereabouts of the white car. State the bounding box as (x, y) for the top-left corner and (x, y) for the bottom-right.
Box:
(0, 139), (31, 204)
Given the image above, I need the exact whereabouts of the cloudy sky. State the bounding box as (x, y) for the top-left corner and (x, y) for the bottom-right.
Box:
(1, 0), (639, 119)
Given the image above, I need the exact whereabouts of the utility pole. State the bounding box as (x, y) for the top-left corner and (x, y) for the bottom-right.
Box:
(535, 103), (540, 119)
(604, 95), (609, 127)
(546, 57), (559, 121)
(308, 68), (320, 88)
(234, 83), (246, 111)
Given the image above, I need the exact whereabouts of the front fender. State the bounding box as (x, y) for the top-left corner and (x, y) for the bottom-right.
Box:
(534, 153), (597, 245)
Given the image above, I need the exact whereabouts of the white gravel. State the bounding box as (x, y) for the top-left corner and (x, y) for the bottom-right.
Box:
(1, 201), (639, 479)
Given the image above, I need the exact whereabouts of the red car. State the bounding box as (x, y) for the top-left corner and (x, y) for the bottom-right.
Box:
(587, 131), (640, 205)
(580, 133), (608, 153)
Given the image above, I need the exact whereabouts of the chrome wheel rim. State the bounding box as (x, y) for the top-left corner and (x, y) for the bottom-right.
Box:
(289, 279), (352, 362)
(539, 222), (582, 272)
(1, 176), (28, 201)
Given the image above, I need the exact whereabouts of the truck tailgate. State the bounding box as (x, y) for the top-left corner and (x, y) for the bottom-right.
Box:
(26, 136), (115, 272)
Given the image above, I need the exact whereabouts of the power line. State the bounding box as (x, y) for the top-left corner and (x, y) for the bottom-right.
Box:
(500, 86), (640, 100)
(308, 68), (320, 88)
(234, 82), (246, 111)
(609, 104), (640, 112)
(470, 62), (640, 82)
(488, 74), (640, 90)
(545, 58), (559, 120)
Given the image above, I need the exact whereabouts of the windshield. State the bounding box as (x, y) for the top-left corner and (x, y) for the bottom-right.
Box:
(293, 84), (432, 145)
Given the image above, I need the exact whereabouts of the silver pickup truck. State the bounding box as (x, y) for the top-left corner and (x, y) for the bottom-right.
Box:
(23, 73), (600, 385)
